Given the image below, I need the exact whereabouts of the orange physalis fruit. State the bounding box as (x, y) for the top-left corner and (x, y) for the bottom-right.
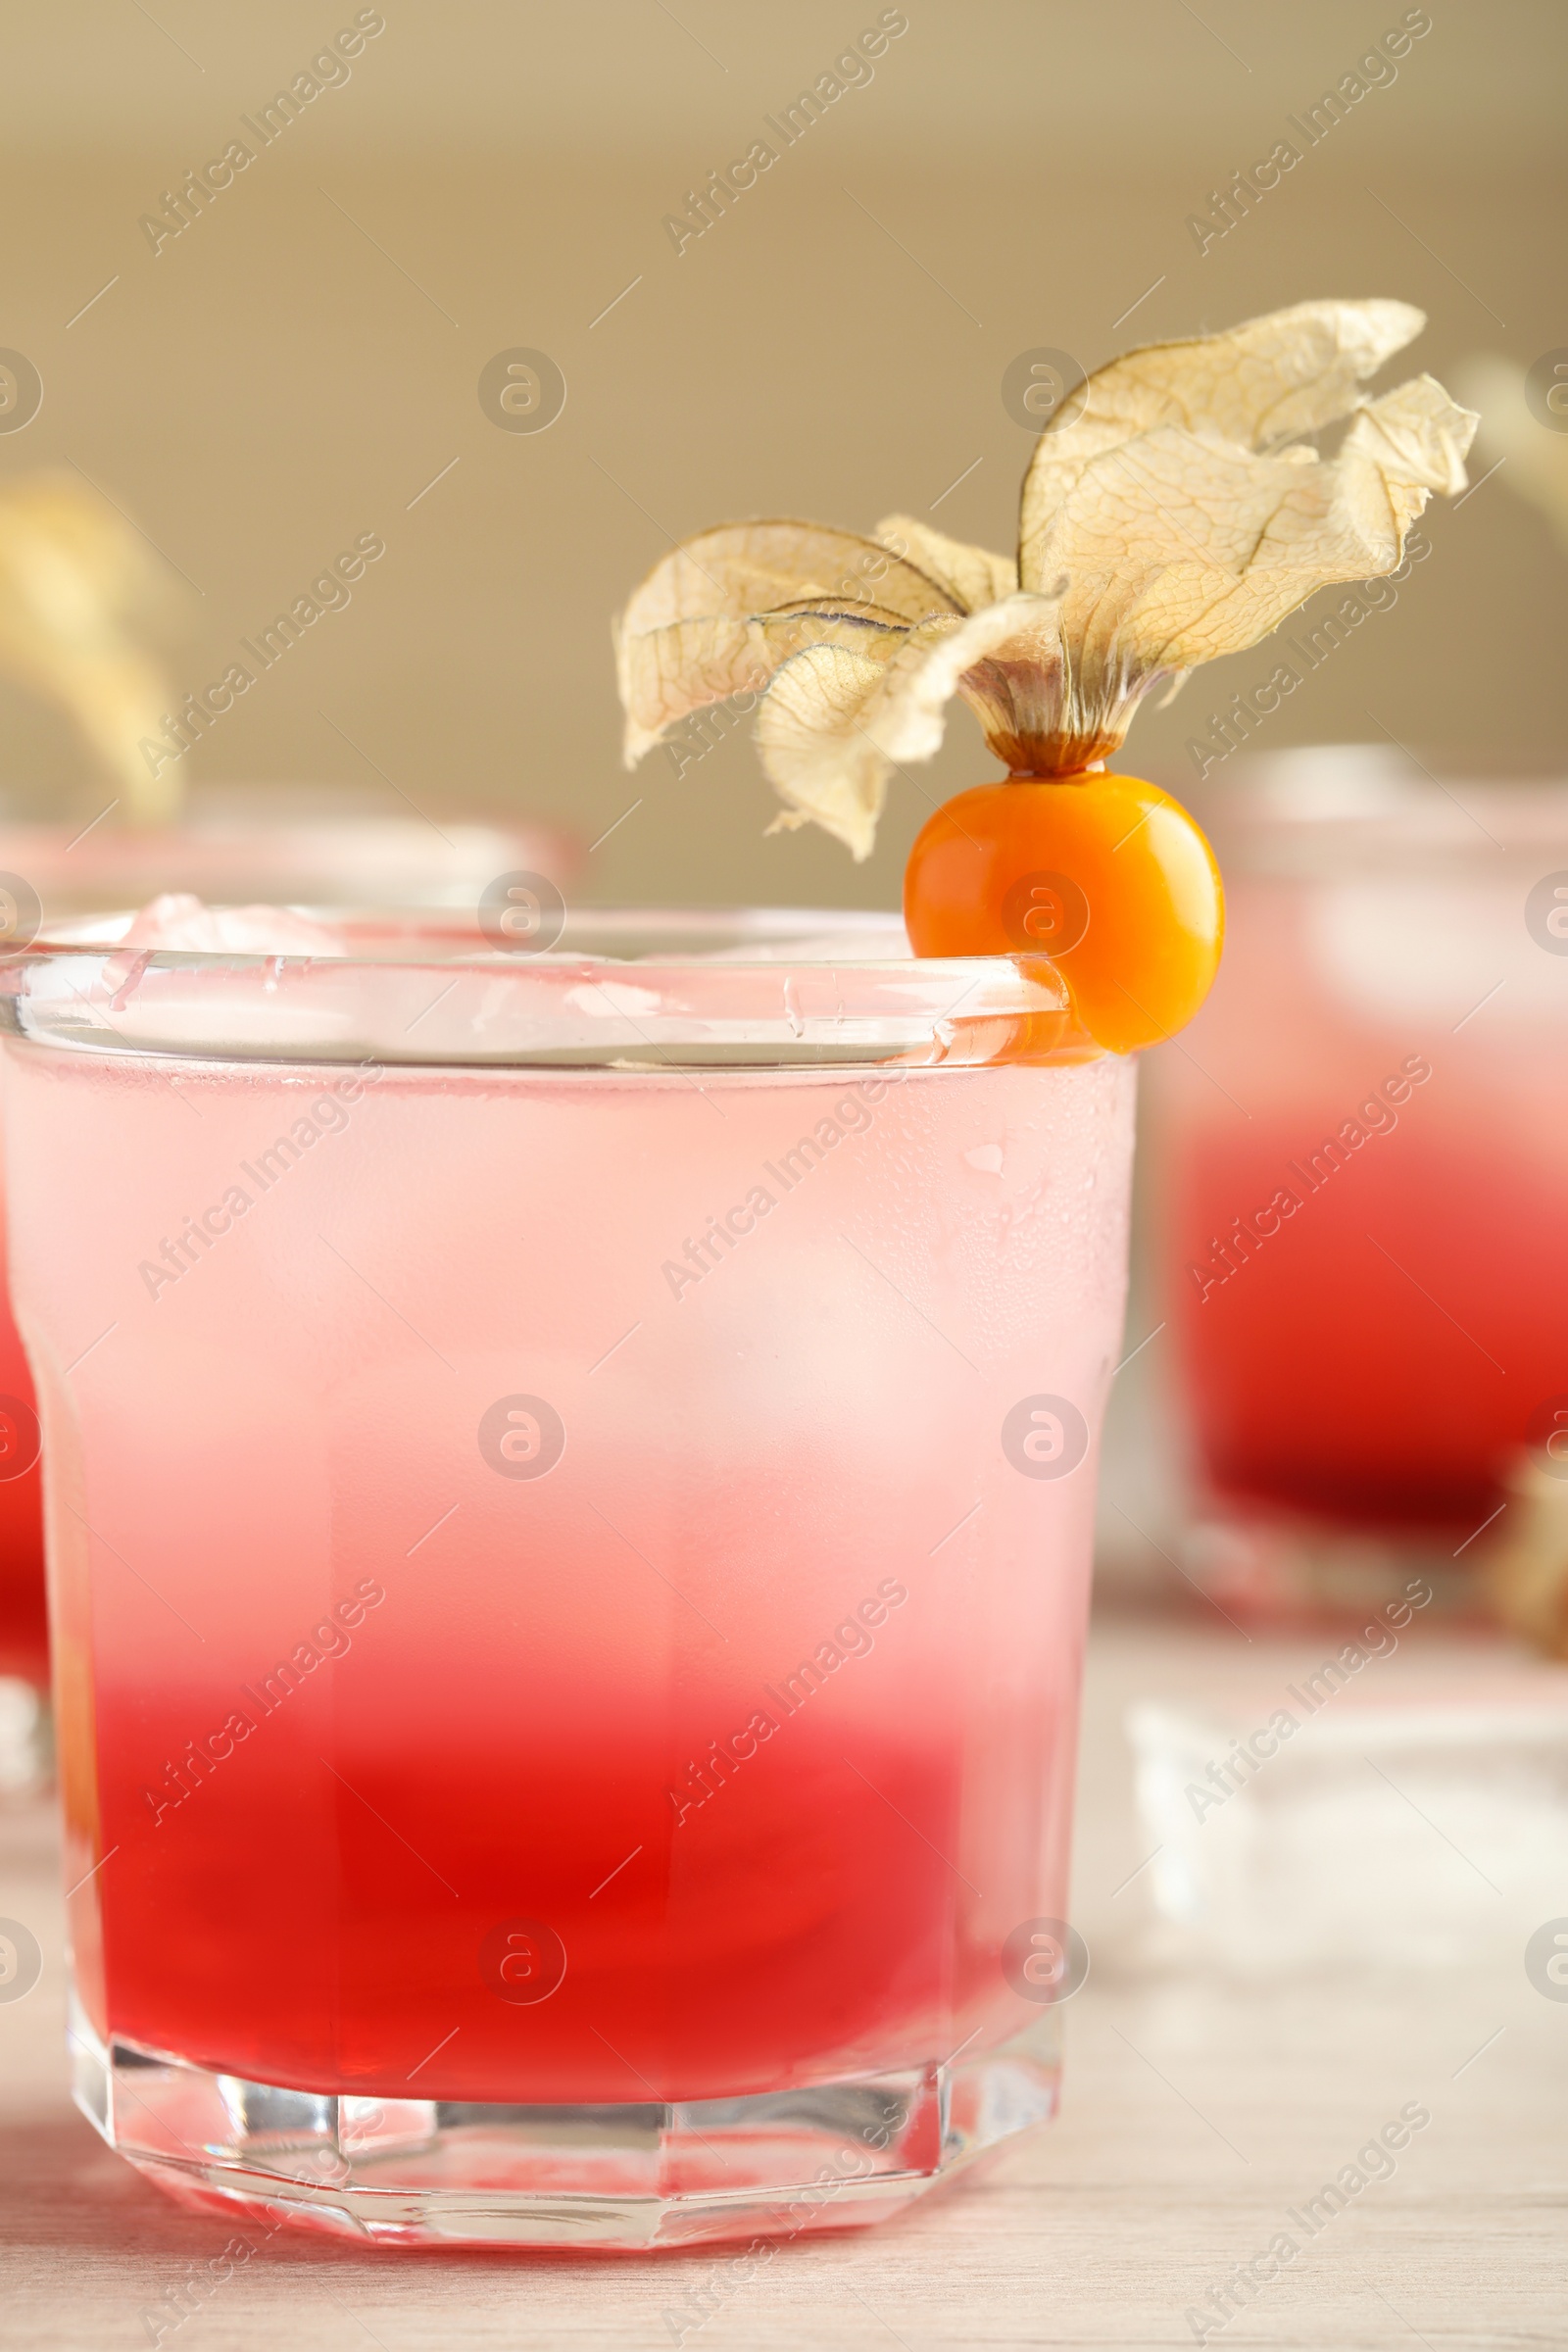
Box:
(903, 771), (1222, 1055)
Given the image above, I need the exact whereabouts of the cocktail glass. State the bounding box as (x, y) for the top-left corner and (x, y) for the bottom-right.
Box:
(0, 793), (575, 1789)
(3, 906), (1132, 2249)
(1144, 750), (1568, 1620)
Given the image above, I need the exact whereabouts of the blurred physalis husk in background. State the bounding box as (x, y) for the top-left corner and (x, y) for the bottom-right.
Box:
(0, 472), (178, 825)
(1455, 352), (1568, 556)
(1487, 1453), (1568, 1660)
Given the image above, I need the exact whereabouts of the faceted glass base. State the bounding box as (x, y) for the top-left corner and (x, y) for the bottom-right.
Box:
(72, 2000), (1061, 2249)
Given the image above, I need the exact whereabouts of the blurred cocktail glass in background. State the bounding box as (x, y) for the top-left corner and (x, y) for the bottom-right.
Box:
(1136, 747), (1568, 1624)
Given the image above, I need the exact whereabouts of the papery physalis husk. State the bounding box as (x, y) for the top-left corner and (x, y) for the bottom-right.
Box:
(1485, 1450), (1568, 1660)
(1454, 353), (1568, 556)
(0, 474), (179, 824)
(615, 299), (1478, 858)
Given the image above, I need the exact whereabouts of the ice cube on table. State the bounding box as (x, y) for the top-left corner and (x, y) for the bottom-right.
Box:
(1127, 1671), (1568, 1973)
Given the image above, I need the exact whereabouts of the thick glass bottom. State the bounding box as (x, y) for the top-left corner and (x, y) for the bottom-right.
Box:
(71, 1999), (1061, 2249)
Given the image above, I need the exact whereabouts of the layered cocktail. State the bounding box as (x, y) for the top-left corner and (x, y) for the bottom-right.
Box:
(6, 909), (1127, 2243)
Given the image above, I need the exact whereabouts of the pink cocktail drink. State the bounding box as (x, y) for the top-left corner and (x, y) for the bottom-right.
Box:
(5, 910), (1132, 2248)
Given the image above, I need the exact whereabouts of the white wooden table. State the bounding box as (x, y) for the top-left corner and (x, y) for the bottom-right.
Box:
(4, 1614), (1563, 2349)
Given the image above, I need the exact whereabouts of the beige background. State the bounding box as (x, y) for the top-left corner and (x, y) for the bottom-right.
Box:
(0, 0), (1563, 907)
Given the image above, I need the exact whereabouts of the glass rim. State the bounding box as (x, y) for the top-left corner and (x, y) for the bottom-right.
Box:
(6, 903), (909, 961)
(1189, 747), (1568, 874)
(0, 905), (1081, 1074)
(0, 812), (582, 918)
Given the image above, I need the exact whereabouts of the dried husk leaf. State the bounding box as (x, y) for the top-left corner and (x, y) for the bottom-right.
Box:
(1028, 375), (1472, 683)
(1018, 298), (1430, 563)
(752, 593), (1065, 858)
(617, 518), (958, 635)
(753, 643), (903, 858)
(0, 474), (177, 823)
(873, 514), (1018, 612)
(1012, 304), (1477, 767)
(614, 301), (1478, 857)
(613, 517), (964, 803)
